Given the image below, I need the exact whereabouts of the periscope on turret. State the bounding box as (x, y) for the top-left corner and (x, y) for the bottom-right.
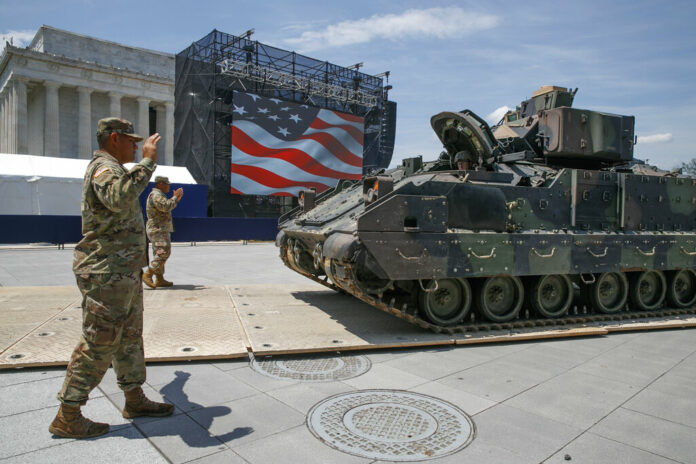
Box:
(276, 86), (696, 330)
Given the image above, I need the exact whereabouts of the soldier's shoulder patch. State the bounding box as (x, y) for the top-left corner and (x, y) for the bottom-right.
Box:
(94, 167), (111, 178)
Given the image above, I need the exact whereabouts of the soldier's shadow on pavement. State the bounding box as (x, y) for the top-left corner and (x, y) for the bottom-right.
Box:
(168, 284), (207, 291)
(129, 370), (253, 447)
(145, 284), (207, 291)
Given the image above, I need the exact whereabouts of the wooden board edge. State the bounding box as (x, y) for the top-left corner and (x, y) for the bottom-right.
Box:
(454, 326), (608, 345)
(249, 339), (456, 356)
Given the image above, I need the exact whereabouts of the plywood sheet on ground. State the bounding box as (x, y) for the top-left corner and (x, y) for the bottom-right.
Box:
(0, 285), (248, 369)
(0, 286), (79, 353)
(599, 315), (696, 332)
(229, 285), (453, 355)
(453, 326), (609, 345)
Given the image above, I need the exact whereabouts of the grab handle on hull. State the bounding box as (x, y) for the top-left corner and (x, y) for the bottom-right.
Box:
(468, 247), (496, 259)
(586, 247), (608, 258)
(531, 247), (556, 258)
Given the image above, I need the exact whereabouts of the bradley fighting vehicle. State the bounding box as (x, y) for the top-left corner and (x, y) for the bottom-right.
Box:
(276, 86), (696, 332)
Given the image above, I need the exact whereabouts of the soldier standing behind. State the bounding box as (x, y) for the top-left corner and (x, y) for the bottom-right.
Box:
(49, 118), (174, 439)
(142, 176), (183, 288)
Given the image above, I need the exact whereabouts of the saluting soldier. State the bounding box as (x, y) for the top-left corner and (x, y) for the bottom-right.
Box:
(142, 176), (183, 288)
(49, 118), (174, 439)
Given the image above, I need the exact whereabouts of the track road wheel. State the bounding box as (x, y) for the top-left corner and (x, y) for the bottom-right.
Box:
(418, 278), (472, 326)
(476, 276), (524, 323)
(586, 272), (628, 314)
(528, 274), (573, 318)
(629, 271), (667, 311)
(666, 270), (696, 308)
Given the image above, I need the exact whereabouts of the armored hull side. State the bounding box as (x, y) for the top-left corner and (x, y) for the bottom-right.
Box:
(277, 87), (696, 330)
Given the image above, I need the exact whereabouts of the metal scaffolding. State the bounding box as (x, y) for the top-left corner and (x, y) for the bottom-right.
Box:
(174, 29), (396, 217)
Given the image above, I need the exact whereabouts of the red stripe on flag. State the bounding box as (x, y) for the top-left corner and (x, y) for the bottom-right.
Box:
(309, 118), (364, 145)
(296, 131), (362, 167)
(231, 163), (332, 191)
(231, 126), (361, 180)
(332, 111), (364, 124)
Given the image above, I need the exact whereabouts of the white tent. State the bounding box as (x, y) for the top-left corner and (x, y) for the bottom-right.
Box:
(0, 153), (197, 216)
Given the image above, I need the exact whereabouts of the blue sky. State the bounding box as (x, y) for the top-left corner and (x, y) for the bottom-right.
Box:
(2, 0), (695, 169)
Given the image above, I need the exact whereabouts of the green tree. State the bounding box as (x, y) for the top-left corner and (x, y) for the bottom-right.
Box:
(681, 159), (696, 175)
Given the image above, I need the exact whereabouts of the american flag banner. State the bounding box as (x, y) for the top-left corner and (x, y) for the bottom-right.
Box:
(230, 91), (364, 196)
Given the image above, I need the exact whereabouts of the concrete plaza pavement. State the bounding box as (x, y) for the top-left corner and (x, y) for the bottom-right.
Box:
(1, 242), (695, 463)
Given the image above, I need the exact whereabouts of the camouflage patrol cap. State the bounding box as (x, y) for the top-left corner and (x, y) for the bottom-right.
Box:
(154, 176), (170, 185)
(96, 117), (143, 141)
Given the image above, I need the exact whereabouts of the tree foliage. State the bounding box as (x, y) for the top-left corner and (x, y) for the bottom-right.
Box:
(681, 159), (696, 175)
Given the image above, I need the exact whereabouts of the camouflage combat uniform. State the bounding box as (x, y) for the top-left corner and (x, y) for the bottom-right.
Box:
(57, 150), (155, 406)
(146, 187), (179, 274)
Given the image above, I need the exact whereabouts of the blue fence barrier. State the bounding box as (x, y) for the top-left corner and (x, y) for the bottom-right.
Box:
(0, 215), (279, 244)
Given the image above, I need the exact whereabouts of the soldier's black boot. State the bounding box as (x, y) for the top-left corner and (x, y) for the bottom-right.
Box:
(49, 403), (109, 438)
(123, 387), (174, 418)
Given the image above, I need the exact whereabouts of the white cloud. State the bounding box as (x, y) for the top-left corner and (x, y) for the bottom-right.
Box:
(638, 133), (673, 144)
(486, 106), (510, 125)
(1, 29), (36, 48)
(284, 8), (499, 52)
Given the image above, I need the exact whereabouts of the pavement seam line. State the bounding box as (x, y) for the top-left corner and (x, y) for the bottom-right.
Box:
(224, 285), (254, 357)
(537, 336), (696, 463)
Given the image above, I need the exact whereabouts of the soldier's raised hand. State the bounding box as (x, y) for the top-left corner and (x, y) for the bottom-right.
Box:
(142, 133), (161, 164)
(174, 188), (183, 200)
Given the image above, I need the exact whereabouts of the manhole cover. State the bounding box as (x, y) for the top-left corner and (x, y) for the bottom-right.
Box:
(307, 390), (474, 461)
(251, 354), (371, 382)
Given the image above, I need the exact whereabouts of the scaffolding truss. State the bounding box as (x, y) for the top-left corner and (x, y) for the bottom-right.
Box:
(174, 29), (396, 217)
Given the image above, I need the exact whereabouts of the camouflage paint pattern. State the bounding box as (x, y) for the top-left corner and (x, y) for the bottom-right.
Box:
(58, 272), (145, 405)
(146, 188), (178, 272)
(277, 85), (696, 326)
(73, 151), (155, 274)
(59, 149), (154, 405)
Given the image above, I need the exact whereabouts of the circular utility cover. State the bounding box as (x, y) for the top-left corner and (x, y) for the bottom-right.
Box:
(251, 354), (371, 382)
(307, 390), (475, 461)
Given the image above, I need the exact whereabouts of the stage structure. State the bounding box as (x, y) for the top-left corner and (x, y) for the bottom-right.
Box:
(175, 29), (396, 217)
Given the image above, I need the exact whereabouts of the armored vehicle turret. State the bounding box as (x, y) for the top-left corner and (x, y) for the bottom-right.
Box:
(276, 86), (696, 332)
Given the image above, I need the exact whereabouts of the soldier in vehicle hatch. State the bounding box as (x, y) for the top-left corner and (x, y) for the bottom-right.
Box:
(142, 176), (183, 288)
(49, 117), (174, 439)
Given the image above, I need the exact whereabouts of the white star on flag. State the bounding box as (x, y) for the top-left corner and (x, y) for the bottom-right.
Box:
(233, 105), (247, 115)
(230, 90), (365, 197)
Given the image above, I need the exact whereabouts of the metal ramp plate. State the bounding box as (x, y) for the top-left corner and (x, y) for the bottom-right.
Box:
(229, 284), (453, 355)
(0, 285), (248, 369)
(0, 286), (79, 353)
(2, 285), (695, 369)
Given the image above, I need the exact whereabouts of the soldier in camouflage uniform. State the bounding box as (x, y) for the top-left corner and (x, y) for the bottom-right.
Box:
(142, 176), (183, 288)
(49, 118), (174, 439)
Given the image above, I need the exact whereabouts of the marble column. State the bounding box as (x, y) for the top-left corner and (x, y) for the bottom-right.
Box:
(108, 92), (121, 118)
(14, 79), (28, 154)
(7, 83), (15, 153)
(164, 102), (174, 166)
(136, 97), (149, 161)
(155, 104), (165, 164)
(0, 91), (6, 153)
(77, 87), (93, 159)
(44, 81), (61, 156)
